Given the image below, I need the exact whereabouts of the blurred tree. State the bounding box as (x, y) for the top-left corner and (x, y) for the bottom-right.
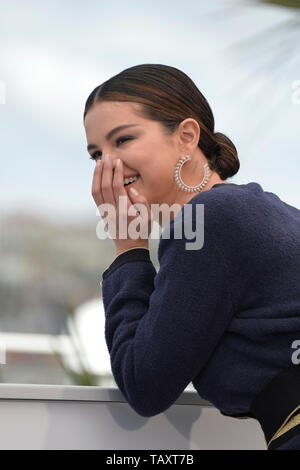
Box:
(212, 0), (300, 147)
(257, 0), (300, 7)
(50, 299), (99, 386)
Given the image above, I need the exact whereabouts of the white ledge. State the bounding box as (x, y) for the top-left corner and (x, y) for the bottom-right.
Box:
(0, 383), (212, 406)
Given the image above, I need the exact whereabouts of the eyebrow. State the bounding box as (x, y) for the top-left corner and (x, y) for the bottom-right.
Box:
(87, 124), (139, 151)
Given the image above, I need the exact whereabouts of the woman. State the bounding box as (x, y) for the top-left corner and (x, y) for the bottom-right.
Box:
(83, 64), (300, 450)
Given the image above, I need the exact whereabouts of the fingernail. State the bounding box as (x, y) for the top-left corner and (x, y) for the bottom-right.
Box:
(104, 154), (110, 163)
(116, 158), (121, 167)
(129, 187), (138, 196)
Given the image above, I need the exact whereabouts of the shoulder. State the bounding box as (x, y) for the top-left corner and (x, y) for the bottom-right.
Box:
(194, 181), (264, 209)
(184, 182), (262, 229)
(157, 182), (263, 263)
(192, 181), (266, 227)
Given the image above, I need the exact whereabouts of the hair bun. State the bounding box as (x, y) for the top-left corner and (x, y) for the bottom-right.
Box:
(210, 132), (240, 179)
(213, 141), (221, 157)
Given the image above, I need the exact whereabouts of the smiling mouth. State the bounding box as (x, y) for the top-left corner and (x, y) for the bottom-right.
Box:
(124, 176), (140, 187)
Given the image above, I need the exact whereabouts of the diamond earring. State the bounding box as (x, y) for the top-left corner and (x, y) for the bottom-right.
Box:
(174, 155), (211, 193)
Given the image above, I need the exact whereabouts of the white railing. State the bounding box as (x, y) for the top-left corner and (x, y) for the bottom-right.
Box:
(0, 384), (266, 450)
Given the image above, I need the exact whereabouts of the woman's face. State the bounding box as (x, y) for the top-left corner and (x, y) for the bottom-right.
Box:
(84, 100), (182, 208)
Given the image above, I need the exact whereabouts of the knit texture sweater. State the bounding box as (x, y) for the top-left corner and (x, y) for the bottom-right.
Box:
(101, 182), (300, 418)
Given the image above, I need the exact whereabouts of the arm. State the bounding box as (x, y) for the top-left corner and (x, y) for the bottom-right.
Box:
(101, 201), (235, 417)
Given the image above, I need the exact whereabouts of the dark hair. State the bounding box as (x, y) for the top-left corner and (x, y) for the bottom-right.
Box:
(83, 64), (239, 180)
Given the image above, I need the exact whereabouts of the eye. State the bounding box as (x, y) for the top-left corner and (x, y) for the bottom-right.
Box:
(116, 136), (133, 146)
(89, 136), (133, 161)
(89, 151), (102, 161)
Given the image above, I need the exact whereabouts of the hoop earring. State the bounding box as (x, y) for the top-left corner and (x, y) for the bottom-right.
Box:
(174, 155), (211, 193)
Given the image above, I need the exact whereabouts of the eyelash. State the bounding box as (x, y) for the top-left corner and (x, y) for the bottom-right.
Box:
(89, 136), (133, 161)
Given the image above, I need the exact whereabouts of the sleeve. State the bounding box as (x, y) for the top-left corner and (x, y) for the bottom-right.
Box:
(101, 200), (235, 418)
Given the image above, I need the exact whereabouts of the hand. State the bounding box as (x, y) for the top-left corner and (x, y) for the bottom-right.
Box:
(92, 155), (153, 255)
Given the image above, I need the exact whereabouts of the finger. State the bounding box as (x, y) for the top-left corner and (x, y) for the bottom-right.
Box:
(127, 189), (154, 232)
(101, 154), (116, 207)
(112, 158), (131, 214)
(130, 195), (153, 239)
(92, 159), (104, 211)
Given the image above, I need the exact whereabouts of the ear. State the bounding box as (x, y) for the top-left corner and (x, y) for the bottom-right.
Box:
(177, 118), (200, 154)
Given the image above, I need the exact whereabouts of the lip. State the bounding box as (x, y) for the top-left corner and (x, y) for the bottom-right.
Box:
(124, 175), (140, 187)
(123, 174), (139, 179)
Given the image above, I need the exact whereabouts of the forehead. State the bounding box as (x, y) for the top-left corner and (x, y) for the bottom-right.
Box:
(84, 101), (143, 132)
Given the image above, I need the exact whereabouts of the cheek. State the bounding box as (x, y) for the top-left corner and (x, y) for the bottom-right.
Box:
(137, 144), (173, 183)
(144, 168), (174, 191)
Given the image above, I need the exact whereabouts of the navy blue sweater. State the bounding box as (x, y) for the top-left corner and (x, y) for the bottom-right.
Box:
(101, 182), (300, 418)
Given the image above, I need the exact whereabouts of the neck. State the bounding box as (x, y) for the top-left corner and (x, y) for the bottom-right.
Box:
(156, 172), (228, 228)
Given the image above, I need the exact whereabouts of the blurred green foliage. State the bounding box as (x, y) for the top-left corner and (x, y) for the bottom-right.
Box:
(257, 0), (300, 8)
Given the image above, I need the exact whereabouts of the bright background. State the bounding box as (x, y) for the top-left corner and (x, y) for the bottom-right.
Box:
(0, 0), (299, 386)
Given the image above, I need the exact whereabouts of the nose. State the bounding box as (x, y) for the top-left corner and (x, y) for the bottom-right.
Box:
(104, 154), (118, 169)
(105, 154), (131, 175)
(107, 156), (129, 174)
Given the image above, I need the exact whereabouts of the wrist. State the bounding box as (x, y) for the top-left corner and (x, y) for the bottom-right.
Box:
(115, 243), (149, 258)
